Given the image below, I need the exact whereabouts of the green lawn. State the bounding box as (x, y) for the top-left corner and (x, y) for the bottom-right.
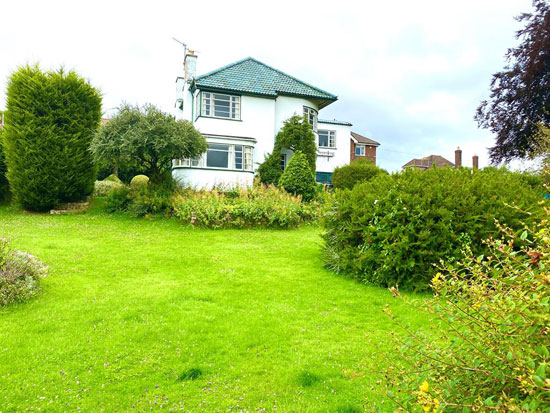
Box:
(0, 204), (423, 412)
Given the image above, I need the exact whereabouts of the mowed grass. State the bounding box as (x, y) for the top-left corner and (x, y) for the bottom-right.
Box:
(0, 203), (423, 412)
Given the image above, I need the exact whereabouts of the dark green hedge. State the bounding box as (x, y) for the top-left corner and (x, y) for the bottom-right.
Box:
(4, 65), (101, 211)
(332, 158), (387, 190)
(322, 166), (545, 290)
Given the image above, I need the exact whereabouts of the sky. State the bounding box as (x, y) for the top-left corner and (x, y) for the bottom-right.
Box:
(0, 0), (535, 171)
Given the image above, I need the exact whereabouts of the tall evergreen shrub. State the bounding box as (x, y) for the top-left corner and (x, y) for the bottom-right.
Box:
(4, 65), (101, 211)
(278, 151), (316, 201)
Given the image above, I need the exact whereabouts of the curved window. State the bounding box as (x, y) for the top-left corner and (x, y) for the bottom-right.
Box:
(176, 144), (253, 171)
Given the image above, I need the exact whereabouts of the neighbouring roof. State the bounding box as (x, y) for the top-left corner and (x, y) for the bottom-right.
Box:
(192, 57), (337, 108)
(350, 131), (380, 146)
(319, 118), (352, 126)
(402, 154), (455, 169)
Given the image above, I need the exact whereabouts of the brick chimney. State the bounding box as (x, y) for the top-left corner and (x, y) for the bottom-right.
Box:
(455, 147), (462, 168)
(472, 154), (479, 170)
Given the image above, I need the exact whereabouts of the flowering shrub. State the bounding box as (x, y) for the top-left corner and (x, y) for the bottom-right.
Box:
(173, 185), (318, 228)
(322, 166), (545, 290)
(93, 179), (124, 197)
(379, 213), (550, 411)
(0, 238), (48, 306)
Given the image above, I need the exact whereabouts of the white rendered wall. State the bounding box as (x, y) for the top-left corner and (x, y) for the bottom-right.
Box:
(173, 168), (254, 189)
(274, 95), (319, 136)
(315, 122), (352, 173)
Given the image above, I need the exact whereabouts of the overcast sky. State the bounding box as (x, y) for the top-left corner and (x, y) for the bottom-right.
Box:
(0, 0), (534, 171)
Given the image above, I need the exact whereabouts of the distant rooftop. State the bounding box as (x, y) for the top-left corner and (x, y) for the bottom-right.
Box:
(402, 154), (455, 169)
(193, 57), (337, 108)
(351, 131), (380, 146)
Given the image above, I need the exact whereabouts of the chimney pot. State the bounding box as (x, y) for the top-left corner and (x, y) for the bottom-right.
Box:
(455, 147), (462, 168)
(472, 154), (479, 170)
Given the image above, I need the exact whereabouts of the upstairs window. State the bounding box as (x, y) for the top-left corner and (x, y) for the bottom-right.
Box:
(355, 144), (366, 156)
(303, 106), (318, 131)
(318, 130), (335, 148)
(201, 92), (240, 120)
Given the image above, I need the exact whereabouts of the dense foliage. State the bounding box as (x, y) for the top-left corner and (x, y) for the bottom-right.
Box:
(331, 159), (387, 190)
(278, 151), (317, 201)
(0, 238), (48, 306)
(173, 185), (318, 229)
(91, 104), (206, 185)
(93, 179), (124, 197)
(4, 65), (101, 211)
(0, 127), (9, 201)
(130, 174), (150, 189)
(476, 1), (550, 163)
(380, 214), (550, 412)
(257, 116), (316, 185)
(323, 166), (545, 290)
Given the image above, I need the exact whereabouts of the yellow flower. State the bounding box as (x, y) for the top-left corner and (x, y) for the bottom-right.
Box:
(419, 381), (429, 393)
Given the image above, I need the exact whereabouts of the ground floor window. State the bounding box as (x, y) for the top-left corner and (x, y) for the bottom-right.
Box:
(355, 144), (366, 156)
(175, 143), (253, 171)
(315, 171), (333, 184)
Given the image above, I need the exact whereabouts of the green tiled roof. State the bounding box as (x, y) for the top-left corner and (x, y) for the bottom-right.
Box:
(193, 57), (337, 106)
(319, 118), (352, 126)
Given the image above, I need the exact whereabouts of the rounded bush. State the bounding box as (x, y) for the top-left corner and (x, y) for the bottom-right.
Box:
(3, 65), (101, 211)
(278, 151), (316, 201)
(332, 159), (387, 190)
(93, 180), (124, 197)
(103, 174), (123, 184)
(322, 166), (546, 290)
(0, 238), (48, 306)
(130, 174), (149, 189)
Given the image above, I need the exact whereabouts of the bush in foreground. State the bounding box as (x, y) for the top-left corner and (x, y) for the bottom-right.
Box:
(4, 65), (101, 211)
(331, 159), (387, 190)
(379, 216), (550, 411)
(173, 185), (317, 228)
(93, 179), (125, 197)
(130, 174), (149, 189)
(323, 166), (545, 290)
(278, 151), (317, 201)
(0, 239), (48, 306)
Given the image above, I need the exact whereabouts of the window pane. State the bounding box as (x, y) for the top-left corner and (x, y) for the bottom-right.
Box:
(318, 130), (329, 147)
(280, 154), (286, 171)
(209, 144), (229, 151)
(234, 145), (243, 169)
(244, 147), (253, 171)
(207, 149), (229, 168)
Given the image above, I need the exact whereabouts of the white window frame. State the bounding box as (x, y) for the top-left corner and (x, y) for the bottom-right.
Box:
(355, 144), (366, 156)
(303, 106), (318, 131)
(177, 143), (253, 171)
(201, 91), (241, 120)
(318, 129), (336, 148)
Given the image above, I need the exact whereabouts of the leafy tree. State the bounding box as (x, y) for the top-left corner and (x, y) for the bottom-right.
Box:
(91, 104), (207, 185)
(332, 158), (387, 190)
(278, 150), (316, 201)
(257, 115), (317, 185)
(4, 65), (101, 211)
(476, 1), (550, 163)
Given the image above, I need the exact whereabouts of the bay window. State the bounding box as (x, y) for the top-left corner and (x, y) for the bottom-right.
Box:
(201, 92), (240, 120)
(318, 130), (335, 148)
(177, 143), (253, 171)
(303, 106), (318, 131)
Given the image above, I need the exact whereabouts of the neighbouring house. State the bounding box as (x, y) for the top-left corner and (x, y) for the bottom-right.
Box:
(173, 51), (379, 188)
(350, 131), (379, 163)
(402, 147), (479, 170)
(402, 154), (455, 171)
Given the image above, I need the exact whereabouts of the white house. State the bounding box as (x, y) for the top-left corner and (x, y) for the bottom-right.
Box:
(173, 51), (378, 188)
